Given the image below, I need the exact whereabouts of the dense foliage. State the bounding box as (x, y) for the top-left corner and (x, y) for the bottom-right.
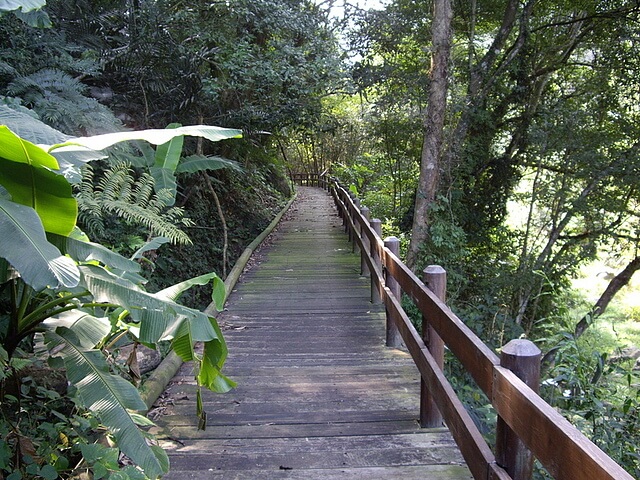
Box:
(2, 0), (640, 477)
(0, 0), (345, 478)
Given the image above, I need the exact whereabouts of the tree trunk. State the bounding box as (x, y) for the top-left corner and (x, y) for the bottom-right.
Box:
(542, 255), (640, 368)
(574, 255), (640, 338)
(406, 0), (453, 269)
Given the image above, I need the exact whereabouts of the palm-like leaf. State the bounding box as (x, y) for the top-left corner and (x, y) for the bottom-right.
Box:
(50, 125), (242, 152)
(78, 265), (233, 393)
(45, 310), (111, 348)
(130, 237), (170, 260)
(0, 105), (104, 182)
(0, 199), (79, 290)
(0, 125), (77, 236)
(45, 327), (169, 479)
(177, 154), (242, 174)
(48, 232), (141, 274)
(0, 0), (45, 12)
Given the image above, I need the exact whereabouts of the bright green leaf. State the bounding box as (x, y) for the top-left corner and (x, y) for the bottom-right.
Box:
(177, 154), (242, 174)
(0, 199), (79, 290)
(49, 125), (242, 152)
(0, 0), (46, 13)
(0, 126), (77, 235)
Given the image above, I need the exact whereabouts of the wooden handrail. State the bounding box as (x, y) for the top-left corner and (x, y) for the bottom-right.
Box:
(290, 174), (634, 480)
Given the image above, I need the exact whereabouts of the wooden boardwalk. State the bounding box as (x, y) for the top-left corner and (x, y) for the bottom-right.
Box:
(154, 187), (472, 479)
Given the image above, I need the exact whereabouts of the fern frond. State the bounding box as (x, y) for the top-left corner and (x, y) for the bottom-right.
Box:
(6, 68), (122, 135)
(75, 163), (192, 245)
(132, 173), (156, 209)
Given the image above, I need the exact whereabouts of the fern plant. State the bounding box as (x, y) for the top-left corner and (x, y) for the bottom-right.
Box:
(77, 162), (193, 245)
(6, 68), (122, 135)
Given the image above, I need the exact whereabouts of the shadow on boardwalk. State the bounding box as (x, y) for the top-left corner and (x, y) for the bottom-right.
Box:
(153, 187), (472, 479)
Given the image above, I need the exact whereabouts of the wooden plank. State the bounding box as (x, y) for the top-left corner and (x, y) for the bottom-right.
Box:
(159, 465), (473, 480)
(163, 420), (427, 439)
(165, 445), (464, 470)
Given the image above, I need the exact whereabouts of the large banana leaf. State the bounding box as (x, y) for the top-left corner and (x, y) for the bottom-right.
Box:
(149, 124), (183, 204)
(78, 265), (233, 393)
(45, 327), (169, 479)
(0, 126), (77, 236)
(49, 125), (242, 152)
(79, 265), (218, 339)
(12, 7), (50, 27)
(149, 167), (178, 205)
(48, 232), (141, 274)
(155, 271), (225, 310)
(154, 123), (183, 171)
(0, 105), (104, 182)
(0, 199), (79, 290)
(177, 154), (242, 174)
(0, 0), (45, 12)
(130, 237), (170, 260)
(45, 311), (111, 348)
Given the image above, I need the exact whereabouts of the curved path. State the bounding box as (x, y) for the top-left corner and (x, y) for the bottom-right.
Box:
(154, 187), (472, 479)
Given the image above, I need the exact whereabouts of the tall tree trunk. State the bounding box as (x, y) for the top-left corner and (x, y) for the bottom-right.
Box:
(574, 256), (640, 338)
(407, 0), (453, 269)
(542, 255), (640, 368)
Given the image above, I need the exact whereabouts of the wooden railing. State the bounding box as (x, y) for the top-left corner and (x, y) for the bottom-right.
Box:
(289, 171), (329, 189)
(292, 173), (633, 480)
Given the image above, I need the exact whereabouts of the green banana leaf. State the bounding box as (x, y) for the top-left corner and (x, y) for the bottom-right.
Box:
(154, 123), (183, 171)
(177, 154), (242, 174)
(130, 237), (170, 260)
(45, 310), (111, 348)
(0, 0), (45, 11)
(155, 271), (225, 311)
(78, 265), (231, 392)
(12, 7), (51, 27)
(0, 198), (79, 290)
(149, 166), (178, 205)
(0, 105), (104, 183)
(45, 327), (169, 479)
(49, 125), (242, 152)
(149, 124), (183, 204)
(0, 126), (77, 236)
(48, 233), (141, 274)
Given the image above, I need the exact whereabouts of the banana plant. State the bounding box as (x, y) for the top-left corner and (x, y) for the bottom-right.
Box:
(132, 123), (242, 206)
(0, 122), (240, 478)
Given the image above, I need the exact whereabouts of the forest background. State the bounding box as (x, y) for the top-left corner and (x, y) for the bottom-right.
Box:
(1, 0), (640, 478)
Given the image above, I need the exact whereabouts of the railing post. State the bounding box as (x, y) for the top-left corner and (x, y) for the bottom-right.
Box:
(370, 219), (382, 304)
(384, 236), (402, 348)
(360, 206), (370, 276)
(421, 265), (446, 428)
(496, 339), (541, 480)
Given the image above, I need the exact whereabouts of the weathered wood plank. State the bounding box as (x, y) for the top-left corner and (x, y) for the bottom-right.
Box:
(154, 187), (471, 480)
(159, 465), (472, 480)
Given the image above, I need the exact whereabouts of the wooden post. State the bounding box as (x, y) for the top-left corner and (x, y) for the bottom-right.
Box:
(421, 265), (446, 427)
(360, 206), (370, 276)
(370, 219), (382, 304)
(384, 236), (402, 348)
(352, 198), (361, 253)
(496, 339), (541, 480)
